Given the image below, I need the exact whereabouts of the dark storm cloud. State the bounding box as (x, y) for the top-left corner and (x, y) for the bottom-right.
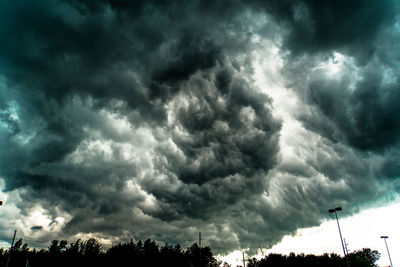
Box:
(149, 33), (222, 102)
(251, 0), (397, 64)
(141, 61), (280, 222)
(277, 0), (400, 226)
(286, 25), (400, 153)
(0, 0), (281, 251)
(304, 65), (400, 151)
(0, 0), (163, 121)
(1, 0), (400, 256)
(253, 0), (400, 154)
(169, 66), (279, 184)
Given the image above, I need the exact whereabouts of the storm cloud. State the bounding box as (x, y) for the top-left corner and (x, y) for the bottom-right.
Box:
(0, 0), (399, 254)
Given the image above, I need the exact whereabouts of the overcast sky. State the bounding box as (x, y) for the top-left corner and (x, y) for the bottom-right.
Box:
(0, 0), (400, 260)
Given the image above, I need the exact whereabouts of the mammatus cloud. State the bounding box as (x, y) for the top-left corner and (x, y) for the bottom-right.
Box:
(0, 0), (399, 254)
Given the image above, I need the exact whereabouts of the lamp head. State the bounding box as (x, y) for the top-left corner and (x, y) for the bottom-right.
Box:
(328, 209), (335, 213)
(381, 236), (388, 239)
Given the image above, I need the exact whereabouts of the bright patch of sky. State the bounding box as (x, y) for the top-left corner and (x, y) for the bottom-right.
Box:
(220, 200), (400, 267)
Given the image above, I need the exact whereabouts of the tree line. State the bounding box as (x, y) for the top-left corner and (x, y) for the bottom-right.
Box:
(0, 237), (380, 267)
(0, 238), (219, 267)
(247, 248), (380, 267)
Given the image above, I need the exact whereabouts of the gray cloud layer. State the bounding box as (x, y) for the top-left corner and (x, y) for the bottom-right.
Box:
(0, 0), (399, 254)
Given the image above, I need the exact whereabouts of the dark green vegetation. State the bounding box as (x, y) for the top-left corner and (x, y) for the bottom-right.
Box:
(0, 238), (380, 267)
(247, 248), (380, 267)
(0, 238), (218, 267)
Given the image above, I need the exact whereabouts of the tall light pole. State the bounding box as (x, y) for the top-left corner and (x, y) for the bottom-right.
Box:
(381, 236), (393, 267)
(329, 207), (348, 265)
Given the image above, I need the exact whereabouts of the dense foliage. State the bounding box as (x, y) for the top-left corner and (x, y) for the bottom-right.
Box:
(0, 238), (218, 267)
(0, 238), (379, 267)
(247, 248), (380, 267)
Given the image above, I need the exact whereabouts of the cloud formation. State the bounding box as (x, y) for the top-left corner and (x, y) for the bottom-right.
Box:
(0, 0), (399, 254)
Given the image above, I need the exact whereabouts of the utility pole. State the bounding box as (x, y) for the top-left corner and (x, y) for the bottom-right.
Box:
(199, 232), (201, 248)
(381, 236), (393, 267)
(344, 239), (349, 255)
(11, 230), (17, 248)
(199, 232), (201, 267)
(6, 230), (17, 267)
(329, 207), (348, 267)
(242, 251), (246, 267)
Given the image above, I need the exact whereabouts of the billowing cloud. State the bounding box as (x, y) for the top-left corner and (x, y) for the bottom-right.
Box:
(0, 0), (399, 255)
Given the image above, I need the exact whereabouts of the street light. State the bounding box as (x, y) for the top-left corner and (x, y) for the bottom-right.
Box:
(381, 236), (393, 267)
(329, 207), (347, 263)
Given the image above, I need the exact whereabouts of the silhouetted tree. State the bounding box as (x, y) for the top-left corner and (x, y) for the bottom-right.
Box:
(65, 239), (82, 257)
(159, 243), (188, 267)
(247, 257), (260, 267)
(348, 248), (380, 267)
(81, 238), (103, 257)
(248, 252), (347, 267)
(49, 240), (67, 255)
(186, 243), (219, 267)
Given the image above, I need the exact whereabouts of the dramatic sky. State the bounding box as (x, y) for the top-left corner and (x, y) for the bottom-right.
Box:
(0, 0), (400, 258)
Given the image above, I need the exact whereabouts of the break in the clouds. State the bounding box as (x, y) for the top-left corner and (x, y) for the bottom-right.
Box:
(0, 0), (399, 254)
